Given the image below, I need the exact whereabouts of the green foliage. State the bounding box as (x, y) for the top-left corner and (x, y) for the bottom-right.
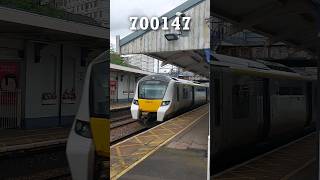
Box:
(110, 51), (141, 69)
(0, 0), (100, 26)
(110, 52), (127, 66)
(0, 0), (65, 18)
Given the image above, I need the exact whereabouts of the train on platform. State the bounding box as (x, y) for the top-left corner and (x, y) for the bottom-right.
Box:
(65, 51), (316, 179)
(131, 75), (209, 123)
(66, 52), (109, 180)
(209, 54), (316, 169)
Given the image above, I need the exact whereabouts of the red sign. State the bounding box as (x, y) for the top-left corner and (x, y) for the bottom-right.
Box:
(110, 80), (117, 96)
(110, 80), (117, 86)
(0, 63), (19, 91)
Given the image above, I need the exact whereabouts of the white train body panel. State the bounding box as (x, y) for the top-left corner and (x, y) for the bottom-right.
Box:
(66, 52), (108, 180)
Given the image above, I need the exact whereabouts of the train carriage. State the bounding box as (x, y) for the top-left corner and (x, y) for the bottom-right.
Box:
(210, 54), (316, 157)
(131, 75), (209, 122)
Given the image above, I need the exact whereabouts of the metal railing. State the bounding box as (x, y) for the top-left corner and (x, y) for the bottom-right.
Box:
(0, 90), (21, 129)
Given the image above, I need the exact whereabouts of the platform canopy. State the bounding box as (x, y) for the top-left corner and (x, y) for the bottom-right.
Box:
(0, 6), (108, 49)
(120, 0), (320, 77)
(120, 0), (211, 77)
(212, 0), (320, 53)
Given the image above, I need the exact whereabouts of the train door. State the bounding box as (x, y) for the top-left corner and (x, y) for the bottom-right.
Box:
(226, 75), (261, 148)
(210, 71), (224, 154)
(261, 79), (270, 140)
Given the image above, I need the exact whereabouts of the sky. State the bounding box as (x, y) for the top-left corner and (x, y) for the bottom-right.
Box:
(110, 0), (188, 48)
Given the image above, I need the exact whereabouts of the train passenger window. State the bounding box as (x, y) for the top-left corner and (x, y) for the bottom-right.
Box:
(232, 84), (249, 119)
(183, 87), (189, 99)
(214, 79), (221, 126)
(278, 86), (303, 95)
(177, 86), (180, 101)
(197, 88), (205, 92)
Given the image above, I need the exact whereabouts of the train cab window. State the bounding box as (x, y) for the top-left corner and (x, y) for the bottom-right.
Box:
(232, 84), (249, 119)
(90, 60), (108, 117)
(138, 80), (168, 99)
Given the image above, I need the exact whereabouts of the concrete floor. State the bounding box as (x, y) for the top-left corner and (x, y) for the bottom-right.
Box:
(120, 114), (209, 180)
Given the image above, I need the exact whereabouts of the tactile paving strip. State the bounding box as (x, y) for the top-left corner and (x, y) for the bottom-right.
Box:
(110, 104), (209, 180)
(214, 133), (316, 180)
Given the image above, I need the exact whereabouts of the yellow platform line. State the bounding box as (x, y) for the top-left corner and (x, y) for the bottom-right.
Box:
(111, 104), (209, 180)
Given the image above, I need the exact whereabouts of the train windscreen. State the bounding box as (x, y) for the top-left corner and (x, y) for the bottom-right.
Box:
(90, 61), (108, 116)
(138, 80), (168, 99)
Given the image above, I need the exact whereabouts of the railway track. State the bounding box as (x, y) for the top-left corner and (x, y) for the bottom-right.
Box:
(6, 168), (71, 180)
(110, 107), (149, 143)
(110, 118), (147, 144)
(0, 144), (70, 180)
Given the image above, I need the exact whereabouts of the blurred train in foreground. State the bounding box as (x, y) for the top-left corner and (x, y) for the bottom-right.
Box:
(66, 52), (109, 180)
(131, 75), (209, 122)
(209, 54), (316, 172)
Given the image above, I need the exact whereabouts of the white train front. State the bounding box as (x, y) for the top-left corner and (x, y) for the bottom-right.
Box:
(131, 75), (209, 122)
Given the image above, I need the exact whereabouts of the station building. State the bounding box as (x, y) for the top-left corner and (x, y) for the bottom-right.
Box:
(110, 64), (153, 103)
(0, 4), (107, 129)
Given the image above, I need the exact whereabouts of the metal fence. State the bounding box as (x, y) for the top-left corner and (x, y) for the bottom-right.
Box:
(0, 90), (21, 129)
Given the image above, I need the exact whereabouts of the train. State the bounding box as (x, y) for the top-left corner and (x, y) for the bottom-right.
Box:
(209, 54), (316, 169)
(131, 75), (209, 123)
(65, 51), (316, 179)
(66, 52), (109, 180)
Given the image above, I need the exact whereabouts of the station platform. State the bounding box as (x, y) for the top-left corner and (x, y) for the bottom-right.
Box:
(213, 133), (317, 180)
(111, 102), (131, 111)
(110, 104), (209, 180)
(0, 102), (129, 154)
(0, 127), (69, 154)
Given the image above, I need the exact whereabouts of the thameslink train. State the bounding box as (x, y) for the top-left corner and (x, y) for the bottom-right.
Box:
(131, 75), (209, 122)
(209, 54), (316, 172)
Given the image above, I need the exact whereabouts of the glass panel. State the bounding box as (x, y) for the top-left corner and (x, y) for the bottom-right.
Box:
(91, 61), (107, 116)
(138, 80), (168, 99)
(232, 78), (250, 119)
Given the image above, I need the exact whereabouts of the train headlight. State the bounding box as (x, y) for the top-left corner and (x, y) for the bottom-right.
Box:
(75, 120), (92, 138)
(161, 101), (170, 106)
(133, 99), (139, 105)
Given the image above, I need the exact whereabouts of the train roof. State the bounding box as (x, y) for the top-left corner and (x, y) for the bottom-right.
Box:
(139, 74), (209, 87)
(212, 54), (315, 81)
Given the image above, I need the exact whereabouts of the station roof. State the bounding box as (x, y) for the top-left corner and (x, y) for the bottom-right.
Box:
(110, 64), (154, 76)
(212, 0), (320, 54)
(120, 0), (319, 78)
(120, 0), (205, 47)
(0, 6), (108, 49)
(120, 0), (210, 77)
